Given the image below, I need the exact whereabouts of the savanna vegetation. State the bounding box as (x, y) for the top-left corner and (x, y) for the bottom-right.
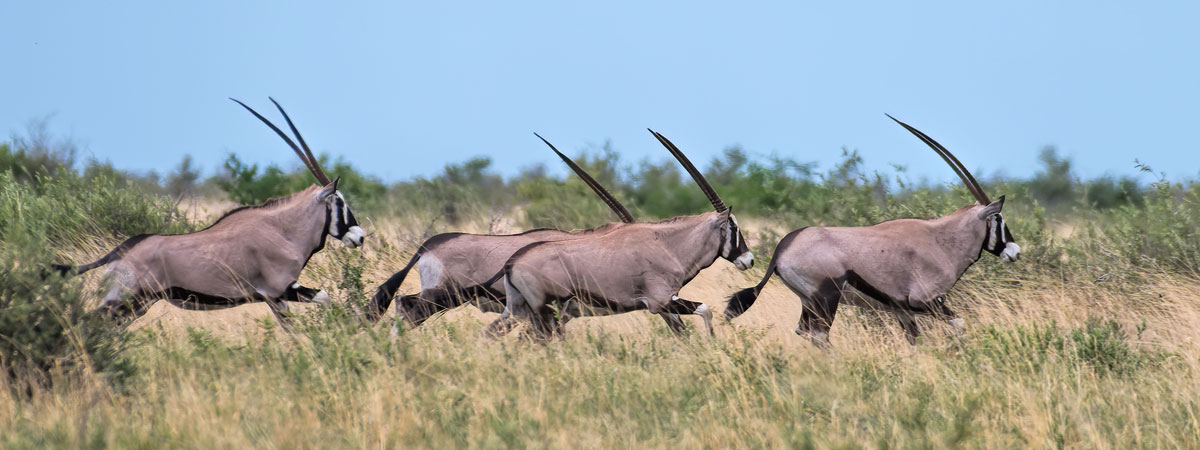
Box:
(1, 122), (1198, 448)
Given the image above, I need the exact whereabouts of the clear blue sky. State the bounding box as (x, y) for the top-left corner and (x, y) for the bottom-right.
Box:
(2, 1), (1197, 184)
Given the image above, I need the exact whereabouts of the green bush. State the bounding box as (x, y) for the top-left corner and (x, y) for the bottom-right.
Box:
(214, 153), (312, 205)
(521, 145), (636, 229)
(0, 173), (191, 249)
(0, 247), (135, 389)
(0, 153), (190, 388)
(0, 169), (175, 388)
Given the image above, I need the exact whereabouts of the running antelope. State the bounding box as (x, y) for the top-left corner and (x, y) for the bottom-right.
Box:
(367, 134), (688, 333)
(487, 129), (754, 339)
(724, 115), (1020, 347)
(53, 98), (365, 325)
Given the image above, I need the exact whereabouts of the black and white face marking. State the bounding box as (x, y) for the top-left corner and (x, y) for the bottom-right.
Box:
(327, 191), (365, 248)
(720, 214), (754, 270)
(983, 213), (1020, 262)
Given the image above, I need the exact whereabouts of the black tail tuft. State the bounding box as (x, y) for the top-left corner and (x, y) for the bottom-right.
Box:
(40, 264), (74, 280)
(367, 250), (423, 323)
(50, 264), (74, 276)
(725, 287), (761, 320)
(723, 227), (807, 321)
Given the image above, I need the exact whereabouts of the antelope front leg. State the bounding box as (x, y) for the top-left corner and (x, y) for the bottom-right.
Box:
(283, 282), (330, 305)
(658, 313), (687, 336)
(662, 295), (714, 336)
(893, 311), (920, 345)
(934, 296), (966, 336)
(264, 297), (294, 331)
(254, 288), (294, 332)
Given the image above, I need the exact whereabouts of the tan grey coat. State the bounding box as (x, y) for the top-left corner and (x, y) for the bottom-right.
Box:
(487, 130), (754, 338)
(53, 98), (365, 326)
(724, 116), (1019, 347)
(368, 134), (688, 333)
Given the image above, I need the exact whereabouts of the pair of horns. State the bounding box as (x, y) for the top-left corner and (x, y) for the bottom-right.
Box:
(649, 129), (727, 213)
(534, 133), (635, 223)
(231, 97), (331, 186)
(887, 114), (990, 205)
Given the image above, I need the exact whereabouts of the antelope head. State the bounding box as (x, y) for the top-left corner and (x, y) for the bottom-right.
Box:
(650, 129), (754, 270)
(888, 115), (1019, 263)
(232, 97), (366, 248)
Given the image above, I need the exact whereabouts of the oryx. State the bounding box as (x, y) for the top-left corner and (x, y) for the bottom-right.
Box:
(367, 134), (688, 333)
(487, 129), (754, 339)
(52, 98), (365, 325)
(724, 115), (1020, 347)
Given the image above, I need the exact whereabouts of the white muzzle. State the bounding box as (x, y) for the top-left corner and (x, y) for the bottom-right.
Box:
(342, 226), (365, 248)
(733, 252), (754, 270)
(1001, 242), (1021, 263)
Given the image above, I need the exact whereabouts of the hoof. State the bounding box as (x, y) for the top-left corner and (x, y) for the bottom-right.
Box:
(948, 317), (966, 335)
(311, 290), (332, 305)
(695, 304), (714, 337)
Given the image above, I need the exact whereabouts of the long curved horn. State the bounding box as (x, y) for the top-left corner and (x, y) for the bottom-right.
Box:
(886, 114), (990, 204)
(535, 133), (635, 223)
(230, 98), (330, 185)
(648, 129), (727, 213)
(269, 97), (330, 185)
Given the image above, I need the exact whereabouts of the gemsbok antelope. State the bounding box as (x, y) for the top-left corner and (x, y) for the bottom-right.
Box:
(52, 98), (365, 326)
(487, 129), (754, 339)
(367, 134), (687, 333)
(724, 115), (1020, 347)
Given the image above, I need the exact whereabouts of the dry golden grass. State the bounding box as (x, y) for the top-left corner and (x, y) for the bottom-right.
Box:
(3, 212), (1199, 449)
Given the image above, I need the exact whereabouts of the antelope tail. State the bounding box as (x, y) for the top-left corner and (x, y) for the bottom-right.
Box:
(50, 234), (155, 277)
(725, 228), (805, 320)
(367, 248), (425, 322)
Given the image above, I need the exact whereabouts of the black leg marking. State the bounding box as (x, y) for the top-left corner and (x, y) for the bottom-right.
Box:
(664, 296), (714, 336)
(397, 289), (459, 327)
(797, 278), (842, 348)
(932, 296), (957, 319)
(895, 312), (920, 345)
(663, 297), (704, 315)
(462, 284), (506, 313)
(282, 284), (322, 303)
(659, 313), (688, 336)
(98, 297), (152, 324)
(261, 294), (294, 332)
(524, 306), (563, 342)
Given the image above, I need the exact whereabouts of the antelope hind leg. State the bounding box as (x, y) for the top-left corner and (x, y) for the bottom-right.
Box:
(95, 272), (154, 325)
(399, 288), (457, 327)
(795, 279), (841, 349)
(524, 308), (562, 342)
(485, 280), (530, 340)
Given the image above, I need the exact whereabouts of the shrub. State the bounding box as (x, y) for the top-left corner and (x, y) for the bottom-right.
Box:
(0, 247), (135, 389)
(0, 165), (188, 389)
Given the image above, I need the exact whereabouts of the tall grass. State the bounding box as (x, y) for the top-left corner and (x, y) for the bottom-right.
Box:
(1, 273), (1195, 448)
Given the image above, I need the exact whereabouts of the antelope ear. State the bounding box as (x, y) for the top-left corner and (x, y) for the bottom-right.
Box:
(317, 177), (340, 200)
(712, 208), (733, 228)
(978, 195), (1005, 218)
